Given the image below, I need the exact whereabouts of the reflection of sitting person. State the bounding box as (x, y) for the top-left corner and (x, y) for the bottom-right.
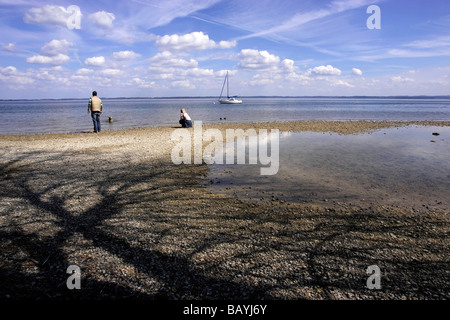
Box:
(179, 108), (192, 128)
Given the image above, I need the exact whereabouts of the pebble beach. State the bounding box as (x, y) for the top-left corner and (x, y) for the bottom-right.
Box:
(0, 120), (449, 300)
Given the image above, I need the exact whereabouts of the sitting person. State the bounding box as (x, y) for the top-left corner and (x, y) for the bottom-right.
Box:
(179, 108), (192, 128)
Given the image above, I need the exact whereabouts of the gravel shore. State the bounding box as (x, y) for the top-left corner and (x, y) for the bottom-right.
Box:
(0, 120), (449, 300)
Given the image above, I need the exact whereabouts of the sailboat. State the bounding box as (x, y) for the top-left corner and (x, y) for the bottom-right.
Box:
(218, 71), (242, 104)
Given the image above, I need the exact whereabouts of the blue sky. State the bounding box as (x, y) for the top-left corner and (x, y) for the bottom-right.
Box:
(0, 0), (449, 99)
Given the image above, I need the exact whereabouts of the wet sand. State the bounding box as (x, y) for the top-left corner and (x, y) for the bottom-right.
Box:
(0, 120), (449, 300)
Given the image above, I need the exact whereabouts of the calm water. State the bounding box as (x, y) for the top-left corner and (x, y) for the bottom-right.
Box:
(209, 125), (450, 210)
(0, 97), (449, 135)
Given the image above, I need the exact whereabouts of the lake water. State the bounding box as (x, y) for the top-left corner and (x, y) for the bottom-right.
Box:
(208, 125), (450, 211)
(0, 97), (449, 135)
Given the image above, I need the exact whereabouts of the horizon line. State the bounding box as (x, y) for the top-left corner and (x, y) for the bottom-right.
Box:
(1, 95), (450, 101)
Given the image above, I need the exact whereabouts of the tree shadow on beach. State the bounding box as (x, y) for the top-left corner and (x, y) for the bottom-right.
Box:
(0, 149), (448, 300)
(0, 150), (275, 299)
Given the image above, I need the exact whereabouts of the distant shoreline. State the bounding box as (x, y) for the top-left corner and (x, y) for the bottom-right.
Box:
(1, 95), (450, 102)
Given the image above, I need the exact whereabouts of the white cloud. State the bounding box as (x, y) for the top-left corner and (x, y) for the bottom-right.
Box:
(3, 43), (15, 52)
(331, 79), (354, 88)
(249, 77), (274, 86)
(215, 69), (237, 77)
(186, 68), (214, 77)
(25, 39), (74, 65)
(26, 53), (70, 65)
(236, 51), (304, 88)
(0, 66), (18, 76)
(71, 68), (93, 81)
(133, 78), (156, 88)
(100, 68), (123, 77)
(352, 68), (363, 76)
(24, 5), (82, 30)
(150, 51), (198, 68)
(113, 50), (141, 60)
(85, 56), (106, 67)
(0, 66), (35, 86)
(146, 51), (217, 88)
(391, 76), (414, 83)
(171, 80), (193, 88)
(285, 72), (311, 85)
(156, 31), (236, 51)
(280, 59), (296, 73)
(238, 49), (280, 70)
(306, 65), (342, 76)
(88, 11), (115, 29)
(218, 40), (237, 49)
(41, 39), (74, 56)
(75, 68), (94, 75)
(33, 66), (67, 82)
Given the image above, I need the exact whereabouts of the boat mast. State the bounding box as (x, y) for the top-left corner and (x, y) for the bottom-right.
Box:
(219, 71), (227, 100)
(226, 71), (229, 98)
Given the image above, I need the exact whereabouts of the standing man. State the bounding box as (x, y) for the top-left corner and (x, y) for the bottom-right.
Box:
(87, 91), (102, 133)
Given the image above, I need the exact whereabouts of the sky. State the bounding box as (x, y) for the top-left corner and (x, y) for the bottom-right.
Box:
(0, 0), (449, 99)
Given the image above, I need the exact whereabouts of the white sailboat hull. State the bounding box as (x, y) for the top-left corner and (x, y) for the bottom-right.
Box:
(219, 98), (242, 104)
